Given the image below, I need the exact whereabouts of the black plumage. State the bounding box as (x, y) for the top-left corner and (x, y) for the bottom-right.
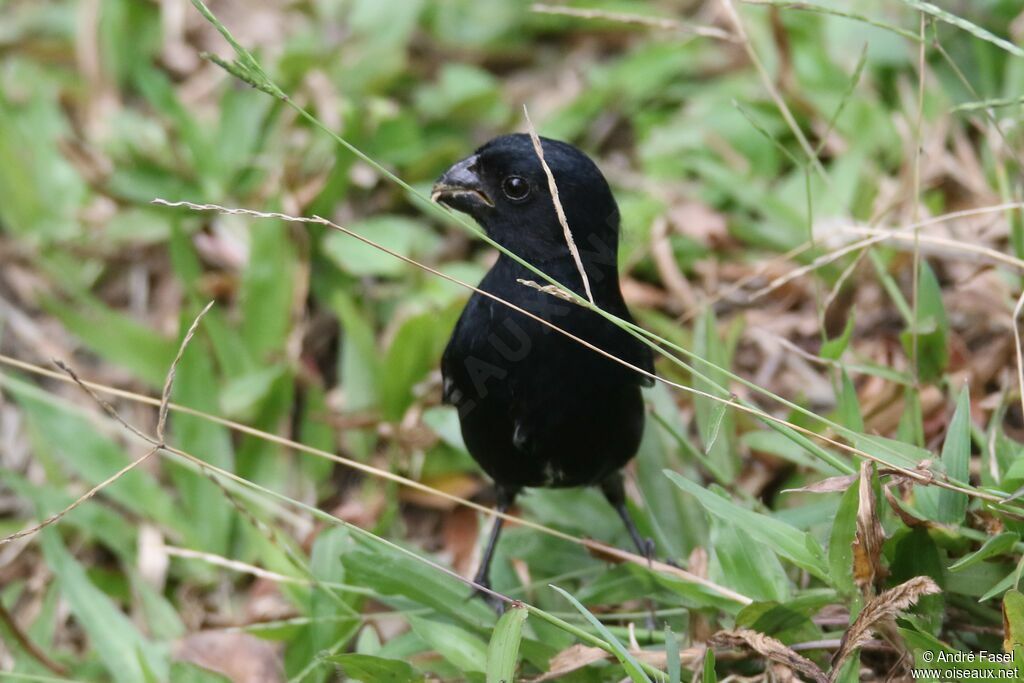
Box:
(432, 134), (656, 603)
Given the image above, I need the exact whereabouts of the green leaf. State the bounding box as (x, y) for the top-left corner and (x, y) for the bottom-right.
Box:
(5, 374), (179, 532)
(703, 401), (727, 456)
(899, 261), (948, 383)
(220, 364), (288, 421)
(486, 605), (528, 683)
(950, 532), (1020, 572)
(702, 648), (717, 683)
(379, 311), (448, 421)
(44, 297), (177, 387)
(240, 216), (297, 360)
(665, 471), (829, 579)
(736, 598), (823, 645)
(821, 314), (855, 360)
(340, 534), (494, 628)
(0, 468), (136, 561)
(916, 386), (971, 523)
(0, 75), (87, 243)
(850, 433), (927, 470)
(322, 215), (439, 277)
(901, 626), (1013, 679)
(310, 528), (357, 655)
(409, 617), (488, 674)
(169, 662), (233, 683)
(980, 556), (1024, 602)
(709, 515), (789, 602)
(665, 626), (681, 683)
(331, 291), (381, 414)
(1003, 590), (1024, 657)
(889, 528), (944, 632)
(325, 653), (423, 682)
(40, 529), (166, 683)
(549, 585), (653, 683)
(897, 0), (1024, 58)
(835, 370), (864, 432)
(828, 480), (859, 595)
(692, 310), (740, 478)
(166, 310), (235, 554)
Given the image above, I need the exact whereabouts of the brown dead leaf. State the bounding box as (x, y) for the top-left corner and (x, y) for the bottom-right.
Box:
(175, 632), (283, 683)
(688, 546), (709, 579)
(398, 473), (483, 510)
(443, 506), (479, 577)
(527, 643), (706, 682)
(852, 461), (885, 594)
(668, 199), (730, 247)
(882, 483), (929, 528)
(651, 215), (697, 315)
(621, 277), (670, 309)
(527, 644), (607, 681)
(829, 576), (941, 681)
(709, 628), (827, 683)
(782, 474), (858, 495)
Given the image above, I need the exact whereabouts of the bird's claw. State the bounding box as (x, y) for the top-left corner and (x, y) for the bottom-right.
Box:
(469, 580), (506, 615)
(641, 537), (656, 563)
(474, 587), (506, 615)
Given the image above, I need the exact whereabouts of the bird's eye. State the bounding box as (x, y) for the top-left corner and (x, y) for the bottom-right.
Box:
(501, 176), (530, 201)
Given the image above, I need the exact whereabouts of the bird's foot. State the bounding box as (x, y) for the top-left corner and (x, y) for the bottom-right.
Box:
(639, 537), (656, 564)
(469, 580), (506, 615)
(636, 537), (684, 569)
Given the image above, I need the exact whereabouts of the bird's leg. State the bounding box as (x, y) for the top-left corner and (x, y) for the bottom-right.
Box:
(600, 472), (662, 634)
(471, 486), (517, 613)
(600, 473), (655, 562)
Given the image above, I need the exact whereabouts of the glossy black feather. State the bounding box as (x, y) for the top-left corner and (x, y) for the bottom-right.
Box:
(435, 134), (654, 491)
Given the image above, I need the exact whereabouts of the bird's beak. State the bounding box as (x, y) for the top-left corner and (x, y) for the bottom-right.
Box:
(431, 154), (493, 211)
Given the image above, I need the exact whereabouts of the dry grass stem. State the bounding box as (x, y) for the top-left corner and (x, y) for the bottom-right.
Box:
(0, 302), (213, 545)
(522, 105), (595, 305)
(0, 446), (160, 546)
(909, 13), (928, 388)
(517, 278), (578, 302)
(750, 202), (1024, 300)
(1012, 289), (1024, 427)
(530, 3), (736, 41)
(0, 601), (70, 676)
(844, 226), (1024, 272)
(157, 300), (214, 442)
(164, 545), (354, 589)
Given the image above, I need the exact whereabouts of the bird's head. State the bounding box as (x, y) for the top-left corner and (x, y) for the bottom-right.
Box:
(432, 134), (621, 269)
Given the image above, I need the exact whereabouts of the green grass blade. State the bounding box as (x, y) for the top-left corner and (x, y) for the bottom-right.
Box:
(408, 616), (489, 674)
(486, 605), (528, 683)
(39, 529), (166, 682)
(916, 385), (971, 523)
(949, 532), (1019, 572)
(952, 94), (1024, 112)
(324, 653), (423, 682)
(746, 1), (920, 41)
(664, 471), (829, 579)
(702, 648), (717, 683)
(898, 0), (1024, 58)
(549, 585), (655, 683)
(664, 626), (681, 683)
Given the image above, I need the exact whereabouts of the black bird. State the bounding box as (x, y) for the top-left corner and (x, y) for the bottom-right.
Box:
(431, 134), (656, 604)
